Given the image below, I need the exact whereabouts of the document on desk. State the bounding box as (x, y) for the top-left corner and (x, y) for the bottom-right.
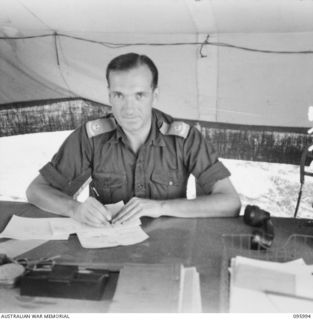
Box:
(229, 256), (313, 312)
(0, 201), (149, 248)
(77, 225), (149, 248)
(0, 215), (69, 240)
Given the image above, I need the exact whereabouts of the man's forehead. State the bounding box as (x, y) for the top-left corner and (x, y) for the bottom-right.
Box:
(108, 65), (153, 89)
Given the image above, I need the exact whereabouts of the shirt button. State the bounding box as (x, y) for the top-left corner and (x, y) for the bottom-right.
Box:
(137, 184), (143, 190)
(169, 181), (173, 186)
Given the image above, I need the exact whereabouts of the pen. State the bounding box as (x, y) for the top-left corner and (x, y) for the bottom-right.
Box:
(92, 186), (100, 198)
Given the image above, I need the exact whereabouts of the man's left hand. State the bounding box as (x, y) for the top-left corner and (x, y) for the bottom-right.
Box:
(111, 197), (162, 224)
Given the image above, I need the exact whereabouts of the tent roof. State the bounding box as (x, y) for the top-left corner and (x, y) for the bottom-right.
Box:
(1, 0), (313, 37)
(1, 0), (313, 128)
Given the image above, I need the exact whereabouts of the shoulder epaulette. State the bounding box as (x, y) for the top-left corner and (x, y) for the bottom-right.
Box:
(85, 118), (117, 138)
(159, 120), (190, 139)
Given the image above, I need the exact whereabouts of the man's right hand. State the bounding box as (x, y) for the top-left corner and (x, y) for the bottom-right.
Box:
(71, 197), (112, 227)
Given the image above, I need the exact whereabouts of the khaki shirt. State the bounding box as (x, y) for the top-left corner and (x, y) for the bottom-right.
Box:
(40, 109), (230, 204)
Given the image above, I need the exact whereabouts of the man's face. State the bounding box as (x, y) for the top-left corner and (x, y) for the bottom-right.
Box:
(108, 64), (158, 135)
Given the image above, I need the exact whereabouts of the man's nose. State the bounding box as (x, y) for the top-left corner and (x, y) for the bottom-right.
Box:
(123, 96), (136, 113)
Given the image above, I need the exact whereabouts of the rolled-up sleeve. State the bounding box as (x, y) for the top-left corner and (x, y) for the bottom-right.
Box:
(39, 125), (92, 196)
(184, 126), (230, 195)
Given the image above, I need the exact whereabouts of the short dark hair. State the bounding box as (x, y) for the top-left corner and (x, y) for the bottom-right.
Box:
(106, 53), (158, 89)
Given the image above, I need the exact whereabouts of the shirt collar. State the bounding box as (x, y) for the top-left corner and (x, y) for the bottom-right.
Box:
(147, 110), (166, 147)
(104, 117), (125, 144)
(115, 122), (127, 142)
(107, 109), (166, 147)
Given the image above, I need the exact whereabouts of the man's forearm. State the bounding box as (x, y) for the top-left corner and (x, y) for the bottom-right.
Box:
(27, 175), (113, 226)
(26, 177), (79, 218)
(112, 192), (241, 225)
(160, 193), (241, 218)
(112, 177), (241, 224)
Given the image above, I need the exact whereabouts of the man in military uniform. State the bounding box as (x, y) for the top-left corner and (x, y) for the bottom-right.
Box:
(26, 53), (241, 226)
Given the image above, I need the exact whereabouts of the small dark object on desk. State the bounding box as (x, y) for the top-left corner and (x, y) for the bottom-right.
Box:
(244, 205), (275, 250)
(20, 264), (114, 300)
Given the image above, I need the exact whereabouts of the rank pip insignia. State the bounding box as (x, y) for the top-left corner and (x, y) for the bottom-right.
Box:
(160, 121), (190, 138)
(170, 121), (190, 138)
(86, 118), (117, 138)
(92, 122), (101, 132)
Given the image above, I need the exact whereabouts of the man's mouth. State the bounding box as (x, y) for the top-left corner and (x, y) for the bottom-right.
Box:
(122, 116), (138, 120)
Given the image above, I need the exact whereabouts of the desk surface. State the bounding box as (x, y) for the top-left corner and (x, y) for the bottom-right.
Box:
(0, 201), (313, 312)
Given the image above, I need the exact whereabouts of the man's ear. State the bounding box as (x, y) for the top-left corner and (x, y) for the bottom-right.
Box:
(107, 87), (112, 102)
(153, 88), (159, 103)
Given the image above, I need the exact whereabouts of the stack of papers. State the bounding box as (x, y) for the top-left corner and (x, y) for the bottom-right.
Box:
(229, 256), (313, 312)
(0, 202), (149, 248)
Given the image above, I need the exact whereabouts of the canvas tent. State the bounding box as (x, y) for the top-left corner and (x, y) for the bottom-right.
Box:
(2, 0), (313, 217)
(1, 0), (313, 128)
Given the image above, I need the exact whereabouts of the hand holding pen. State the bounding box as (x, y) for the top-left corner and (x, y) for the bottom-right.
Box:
(91, 186), (112, 222)
(70, 186), (112, 227)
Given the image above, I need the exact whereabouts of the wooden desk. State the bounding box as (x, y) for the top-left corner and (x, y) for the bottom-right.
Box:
(0, 201), (313, 312)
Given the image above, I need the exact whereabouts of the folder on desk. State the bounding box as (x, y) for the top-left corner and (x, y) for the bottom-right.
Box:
(229, 256), (313, 313)
(109, 263), (202, 313)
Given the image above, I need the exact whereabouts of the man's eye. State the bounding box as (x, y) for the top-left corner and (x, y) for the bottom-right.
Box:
(113, 93), (123, 99)
(136, 93), (145, 100)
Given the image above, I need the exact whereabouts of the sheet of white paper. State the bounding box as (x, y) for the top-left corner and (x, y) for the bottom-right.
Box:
(77, 233), (119, 248)
(51, 217), (141, 236)
(295, 273), (313, 298)
(230, 286), (313, 313)
(230, 286), (278, 312)
(105, 201), (124, 217)
(265, 291), (313, 313)
(0, 215), (69, 240)
(49, 218), (92, 236)
(232, 256), (307, 273)
(114, 226), (149, 246)
(77, 225), (149, 248)
(230, 256), (313, 312)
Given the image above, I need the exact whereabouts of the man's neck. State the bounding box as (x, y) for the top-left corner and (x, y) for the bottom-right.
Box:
(124, 120), (152, 154)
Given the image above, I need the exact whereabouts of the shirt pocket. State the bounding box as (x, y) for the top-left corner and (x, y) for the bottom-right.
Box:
(92, 172), (127, 204)
(150, 169), (185, 200)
